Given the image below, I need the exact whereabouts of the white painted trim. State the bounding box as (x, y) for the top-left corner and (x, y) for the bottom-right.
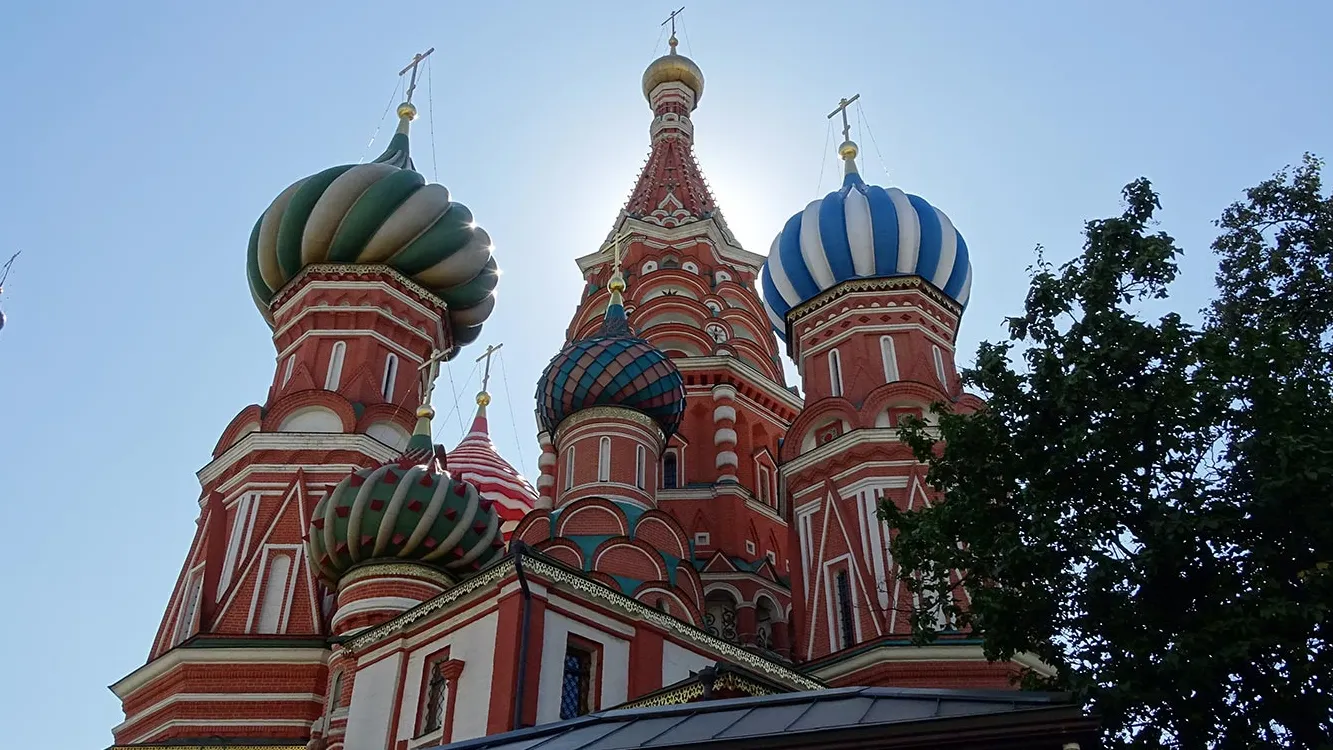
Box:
(173, 565), (205, 647)
(198, 433), (401, 486)
(828, 348), (843, 397)
(822, 554), (861, 652)
(114, 692), (321, 734)
(273, 277), (446, 334)
(331, 596), (423, 627)
(781, 429), (939, 476)
(325, 341), (347, 389)
(277, 325), (430, 365)
(111, 647), (330, 697)
(130, 719), (312, 746)
(880, 335), (900, 382)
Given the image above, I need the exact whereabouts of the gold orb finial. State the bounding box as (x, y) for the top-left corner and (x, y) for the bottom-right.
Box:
(642, 46), (704, 107)
(838, 140), (859, 161)
(416, 403), (435, 419)
(476, 391), (492, 407)
(397, 102), (418, 121)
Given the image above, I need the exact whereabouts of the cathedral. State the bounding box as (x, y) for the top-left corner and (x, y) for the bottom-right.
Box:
(107, 33), (1098, 750)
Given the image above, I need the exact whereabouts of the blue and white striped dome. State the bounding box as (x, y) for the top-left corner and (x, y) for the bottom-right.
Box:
(760, 170), (972, 343)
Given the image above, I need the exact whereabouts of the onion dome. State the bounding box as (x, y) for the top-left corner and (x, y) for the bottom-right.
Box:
(247, 102), (498, 353)
(760, 137), (972, 345)
(642, 35), (704, 107)
(304, 399), (505, 585)
(449, 390), (538, 540)
(536, 266), (686, 438)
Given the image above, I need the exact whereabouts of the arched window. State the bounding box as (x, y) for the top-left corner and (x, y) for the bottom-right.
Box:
(704, 300), (722, 315)
(381, 353), (399, 401)
(598, 437), (611, 481)
(325, 341), (347, 390)
(281, 356), (295, 387)
(828, 348), (844, 398)
(662, 451), (679, 490)
(682, 261), (699, 274)
(880, 336), (900, 383)
(329, 670), (344, 711)
(564, 447), (576, 491)
(256, 553), (291, 634)
(835, 569), (855, 649)
(635, 445), (646, 489)
(932, 345), (947, 386)
(714, 270), (732, 284)
(641, 260), (658, 274)
(173, 571), (203, 646)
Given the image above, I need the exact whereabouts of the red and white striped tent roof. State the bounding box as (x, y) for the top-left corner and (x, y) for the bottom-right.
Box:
(449, 397), (538, 539)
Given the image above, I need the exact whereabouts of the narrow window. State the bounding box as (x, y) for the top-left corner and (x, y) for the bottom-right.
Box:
(758, 466), (771, 505)
(564, 447), (575, 491)
(828, 348), (843, 397)
(281, 356), (295, 386)
(635, 445), (646, 489)
(932, 345), (947, 386)
(662, 451), (679, 489)
(329, 670), (344, 712)
(598, 437), (611, 481)
(835, 570), (855, 649)
(325, 341), (347, 390)
(559, 640), (596, 720)
(218, 492), (255, 595)
(174, 572), (203, 646)
(381, 353), (399, 401)
(880, 336), (900, 382)
(421, 658), (449, 733)
(256, 553), (291, 634)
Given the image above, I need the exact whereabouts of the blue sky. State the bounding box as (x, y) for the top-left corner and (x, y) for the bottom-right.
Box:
(1, 1), (1329, 746)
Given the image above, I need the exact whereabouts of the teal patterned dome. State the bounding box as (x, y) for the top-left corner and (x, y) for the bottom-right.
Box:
(247, 106), (497, 352)
(535, 294), (685, 438)
(305, 407), (506, 584)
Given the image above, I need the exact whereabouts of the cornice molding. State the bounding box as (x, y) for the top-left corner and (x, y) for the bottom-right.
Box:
(198, 432), (400, 487)
(110, 646), (329, 698)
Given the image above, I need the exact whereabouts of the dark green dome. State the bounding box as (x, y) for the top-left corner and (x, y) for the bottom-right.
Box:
(305, 448), (505, 585)
(247, 114), (497, 352)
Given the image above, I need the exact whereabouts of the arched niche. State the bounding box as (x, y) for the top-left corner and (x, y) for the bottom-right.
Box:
(278, 406), (343, 433)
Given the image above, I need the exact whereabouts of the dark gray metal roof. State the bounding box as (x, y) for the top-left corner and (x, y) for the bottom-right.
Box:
(430, 687), (1095, 750)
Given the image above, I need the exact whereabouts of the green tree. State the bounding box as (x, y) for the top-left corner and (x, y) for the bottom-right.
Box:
(885, 157), (1333, 748)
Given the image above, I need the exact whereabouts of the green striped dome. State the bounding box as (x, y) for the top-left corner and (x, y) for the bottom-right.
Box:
(246, 124), (498, 352)
(305, 456), (506, 585)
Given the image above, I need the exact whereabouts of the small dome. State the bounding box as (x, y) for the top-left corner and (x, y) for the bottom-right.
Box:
(760, 170), (972, 344)
(247, 113), (498, 353)
(642, 39), (704, 106)
(450, 395), (539, 540)
(536, 299), (685, 438)
(304, 419), (505, 585)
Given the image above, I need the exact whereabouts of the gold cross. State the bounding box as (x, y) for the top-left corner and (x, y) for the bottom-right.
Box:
(399, 47), (435, 105)
(827, 93), (861, 143)
(661, 7), (685, 36)
(609, 230), (634, 279)
(417, 344), (450, 406)
(475, 343), (504, 393)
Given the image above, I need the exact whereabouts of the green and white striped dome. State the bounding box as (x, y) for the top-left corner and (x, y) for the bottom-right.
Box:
(246, 109), (498, 352)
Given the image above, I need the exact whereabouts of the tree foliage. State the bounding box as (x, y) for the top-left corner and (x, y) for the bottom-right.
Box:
(884, 156), (1333, 748)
